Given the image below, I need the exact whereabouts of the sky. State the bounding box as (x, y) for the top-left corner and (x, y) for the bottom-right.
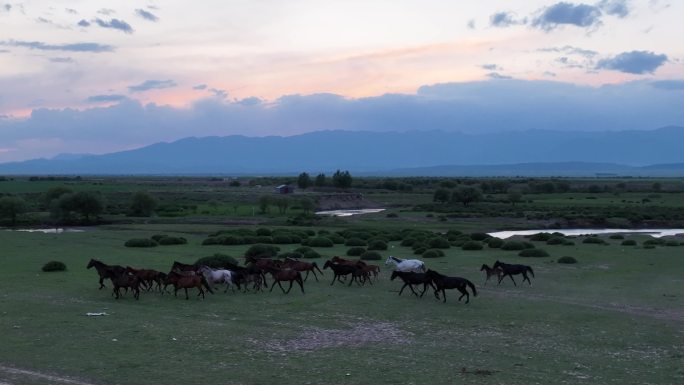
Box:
(0, 0), (683, 162)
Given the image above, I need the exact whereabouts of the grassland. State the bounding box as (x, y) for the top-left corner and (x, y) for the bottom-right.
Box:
(0, 222), (683, 385)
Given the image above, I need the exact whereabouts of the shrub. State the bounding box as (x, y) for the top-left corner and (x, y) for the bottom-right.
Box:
(256, 228), (272, 236)
(461, 241), (483, 250)
(501, 241), (526, 251)
(665, 240), (680, 247)
(621, 239), (637, 246)
(400, 238), (416, 247)
(272, 235), (295, 244)
(303, 250), (322, 259)
(195, 254), (238, 268)
(346, 247), (366, 256)
(218, 235), (245, 245)
(202, 237), (219, 245)
(422, 249), (445, 258)
(329, 234), (346, 244)
(158, 236), (187, 245)
(582, 237), (606, 245)
(557, 256), (578, 264)
(251, 236), (273, 244)
(427, 237), (451, 249)
(529, 232), (553, 241)
(469, 232), (490, 241)
(386, 213), (398, 218)
(294, 246), (314, 255)
(151, 234), (168, 243)
(245, 244), (280, 258)
(42, 261), (66, 272)
(643, 239), (663, 246)
(308, 237), (334, 247)
(562, 240), (576, 246)
(124, 238), (158, 248)
(609, 234), (625, 240)
(522, 241), (536, 249)
(413, 247), (427, 255)
(546, 237), (566, 245)
(487, 237), (504, 248)
(360, 251), (382, 260)
(345, 237), (367, 247)
(367, 240), (388, 250)
(518, 249), (550, 258)
(278, 251), (304, 259)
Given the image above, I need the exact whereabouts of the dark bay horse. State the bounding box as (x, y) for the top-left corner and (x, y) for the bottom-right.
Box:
(493, 260), (534, 286)
(111, 270), (141, 300)
(323, 260), (363, 286)
(265, 268), (305, 294)
(164, 270), (208, 299)
(425, 269), (477, 304)
(86, 259), (126, 289)
(480, 264), (503, 286)
(281, 258), (324, 282)
(390, 270), (435, 297)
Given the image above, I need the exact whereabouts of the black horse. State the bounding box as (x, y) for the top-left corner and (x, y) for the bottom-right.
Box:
(86, 259), (126, 289)
(390, 270), (436, 297)
(425, 269), (477, 304)
(110, 270), (141, 300)
(493, 260), (535, 286)
(323, 260), (364, 286)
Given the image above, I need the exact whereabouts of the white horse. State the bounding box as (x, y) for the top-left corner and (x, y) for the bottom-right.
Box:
(198, 265), (235, 293)
(385, 255), (426, 273)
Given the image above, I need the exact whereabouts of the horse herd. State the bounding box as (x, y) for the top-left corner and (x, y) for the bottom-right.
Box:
(86, 255), (535, 304)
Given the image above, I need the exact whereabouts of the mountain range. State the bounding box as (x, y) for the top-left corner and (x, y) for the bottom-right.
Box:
(1, 126), (683, 176)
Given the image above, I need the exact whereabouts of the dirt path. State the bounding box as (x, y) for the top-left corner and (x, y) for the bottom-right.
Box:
(0, 365), (100, 385)
(481, 288), (684, 322)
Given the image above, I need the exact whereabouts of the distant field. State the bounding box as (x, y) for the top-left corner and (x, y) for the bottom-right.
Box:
(1, 226), (682, 385)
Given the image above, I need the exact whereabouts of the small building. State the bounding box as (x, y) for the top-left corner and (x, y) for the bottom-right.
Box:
(275, 184), (295, 194)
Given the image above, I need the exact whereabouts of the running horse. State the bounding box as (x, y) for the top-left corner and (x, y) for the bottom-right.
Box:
(385, 255), (426, 273)
(86, 259), (126, 289)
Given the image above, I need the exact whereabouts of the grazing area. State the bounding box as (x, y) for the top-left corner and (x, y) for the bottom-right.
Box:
(1, 176), (683, 384)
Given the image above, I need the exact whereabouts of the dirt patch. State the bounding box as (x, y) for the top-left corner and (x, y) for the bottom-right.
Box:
(254, 321), (412, 353)
(315, 193), (381, 211)
(0, 364), (100, 385)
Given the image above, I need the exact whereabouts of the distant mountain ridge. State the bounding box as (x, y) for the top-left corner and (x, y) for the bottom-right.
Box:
(1, 127), (683, 176)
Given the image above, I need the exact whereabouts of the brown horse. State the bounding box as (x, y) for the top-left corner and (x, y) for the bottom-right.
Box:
(331, 256), (367, 267)
(126, 266), (164, 291)
(86, 259), (126, 289)
(164, 270), (207, 299)
(480, 264), (503, 286)
(111, 271), (141, 300)
(280, 258), (324, 282)
(265, 268), (305, 294)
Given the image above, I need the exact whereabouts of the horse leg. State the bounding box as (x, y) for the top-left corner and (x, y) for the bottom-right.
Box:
(498, 274), (505, 285)
(523, 272), (531, 285)
(99, 276), (105, 289)
(509, 275), (517, 286)
(441, 289), (447, 303)
(419, 283), (429, 298)
(198, 286), (205, 299)
(285, 280), (293, 294)
(311, 269), (319, 282)
(408, 284), (419, 297)
(297, 277), (305, 294)
(270, 279), (277, 292)
(185, 287), (189, 300)
(330, 274), (337, 286)
(398, 283), (408, 296)
(303, 270), (309, 282)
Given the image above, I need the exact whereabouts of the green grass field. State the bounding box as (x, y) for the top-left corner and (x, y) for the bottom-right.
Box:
(1, 225), (682, 385)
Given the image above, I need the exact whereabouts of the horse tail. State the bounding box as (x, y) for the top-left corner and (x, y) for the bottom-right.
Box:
(466, 279), (477, 297)
(200, 276), (214, 294)
(527, 266), (535, 278)
(313, 262), (324, 275)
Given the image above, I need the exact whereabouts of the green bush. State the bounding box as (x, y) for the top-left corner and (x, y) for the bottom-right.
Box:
(400, 238), (417, 247)
(367, 240), (388, 250)
(518, 249), (550, 258)
(487, 237), (504, 248)
(278, 251), (304, 259)
(583, 237), (606, 245)
(529, 232), (553, 241)
(294, 246), (314, 255)
(461, 241), (484, 250)
(643, 239), (663, 246)
(158, 236), (188, 245)
(360, 251), (382, 260)
(42, 261), (66, 272)
(546, 237), (566, 245)
(522, 241), (535, 249)
(151, 234), (168, 243)
(470, 232), (490, 241)
(557, 256), (578, 264)
(303, 250), (322, 259)
(195, 254), (239, 268)
(245, 244), (280, 258)
(609, 234), (625, 240)
(422, 249), (445, 258)
(563, 240), (576, 246)
(329, 234), (346, 244)
(665, 240), (680, 246)
(272, 235), (295, 244)
(345, 237), (367, 247)
(256, 228), (272, 236)
(427, 237), (451, 249)
(621, 239), (637, 246)
(501, 241), (526, 250)
(346, 247), (366, 256)
(308, 237), (334, 247)
(413, 247), (427, 255)
(124, 238), (158, 248)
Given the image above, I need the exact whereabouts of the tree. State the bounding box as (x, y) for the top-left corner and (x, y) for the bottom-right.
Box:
(507, 190), (523, 206)
(274, 197), (290, 214)
(52, 192), (104, 223)
(433, 188), (451, 203)
(315, 173), (326, 187)
(0, 196), (27, 226)
(129, 191), (157, 217)
(652, 182), (662, 192)
(44, 186), (72, 207)
(451, 186), (483, 206)
(299, 197), (315, 214)
(297, 172), (312, 189)
(332, 169), (352, 189)
(258, 195), (272, 214)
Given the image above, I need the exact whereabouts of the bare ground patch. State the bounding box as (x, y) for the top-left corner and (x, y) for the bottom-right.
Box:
(252, 320), (412, 353)
(0, 365), (100, 385)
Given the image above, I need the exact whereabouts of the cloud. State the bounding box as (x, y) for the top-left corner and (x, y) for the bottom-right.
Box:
(596, 51), (668, 74)
(86, 94), (128, 103)
(94, 18), (134, 34)
(49, 57), (74, 63)
(2, 79), (684, 162)
(0, 40), (114, 52)
(532, 2), (603, 31)
(651, 80), (684, 90)
(597, 0), (630, 17)
(538, 45), (598, 58)
(78, 19), (90, 27)
(128, 79), (177, 92)
(2, 4), (10, 12)
(467, 19), (475, 29)
(135, 9), (158, 22)
(65, 8), (78, 15)
(486, 72), (513, 80)
(193, 84), (207, 90)
(98, 9), (115, 16)
(490, 12), (526, 27)
(209, 88), (228, 99)
(480, 64), (502, 71)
